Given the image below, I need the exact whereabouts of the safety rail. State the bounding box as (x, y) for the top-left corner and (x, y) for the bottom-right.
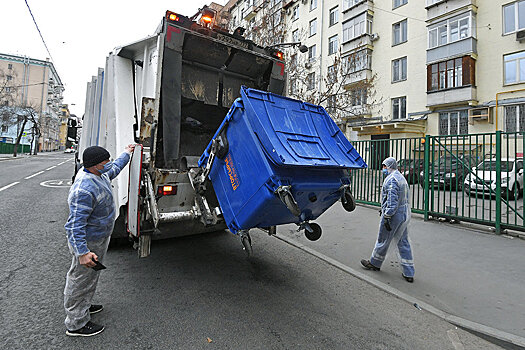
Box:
(350, 131), (525, 233)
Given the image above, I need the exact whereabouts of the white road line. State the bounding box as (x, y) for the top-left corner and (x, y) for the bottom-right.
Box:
(0, 182), (20, 192)
(46, 166), (57, 170)
(25, 171), (45, 179)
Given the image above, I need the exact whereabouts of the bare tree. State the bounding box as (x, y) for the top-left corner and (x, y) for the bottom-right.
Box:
(286, 45), (382, 125)
(0, 68), (41, 156)
(232, 3), (382, 127)
(231, 0), (287, 47)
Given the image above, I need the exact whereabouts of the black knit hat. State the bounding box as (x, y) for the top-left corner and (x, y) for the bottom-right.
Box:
(83, 146), (110, 168)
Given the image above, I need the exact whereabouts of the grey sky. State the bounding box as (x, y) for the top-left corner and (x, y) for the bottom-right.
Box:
(2, 1), (227, 117)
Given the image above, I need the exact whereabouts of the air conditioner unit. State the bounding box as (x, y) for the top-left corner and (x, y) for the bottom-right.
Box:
(370, 33), (379, 42)
(517, 30), (525, 42)
(468, 107), (492, 124)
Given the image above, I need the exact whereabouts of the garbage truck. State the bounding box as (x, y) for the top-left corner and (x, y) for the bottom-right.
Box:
(77, 7), (366, 257)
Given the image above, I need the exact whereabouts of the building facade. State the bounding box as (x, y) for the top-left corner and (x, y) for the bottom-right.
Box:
(220, 0), (525, 144)
(0, 53), (64, 152)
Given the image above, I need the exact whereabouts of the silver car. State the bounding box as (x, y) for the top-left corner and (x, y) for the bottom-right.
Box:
(463, 158), (524, 199)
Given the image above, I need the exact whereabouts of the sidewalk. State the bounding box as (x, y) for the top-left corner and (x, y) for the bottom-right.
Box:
(278, 204), (525, 347)
(0, 154), (30, 161)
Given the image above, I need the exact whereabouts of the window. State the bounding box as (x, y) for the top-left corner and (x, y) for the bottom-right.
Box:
(292, 5), (299, 21)
(329, 7), (338, 26)
(327, 95), (336, 114)
(310, 0), (317, 11)
(351, 88), (367, 106)
(344, 49), (372, 73)
(393, 19), (407, 45)
(308, 45), (316, 62)
(427, 0), (445, 5)
(427, 56), (475, 91)
(392, 57), (407, 82)
(307, 72), (316, 90)
(503, 1), (525, 34)
(343, 0), (365, 11)
(292, 29), (299, 43)
(7, 64), (12, 70)
(327, 65), (337, 82)
(393, 0), (407, 9)
(392, 97), (406, 119)
(328, 35), (338, 55)
(289, 78), (297, 95)
(439, 111), (469, 135)
(505, 104), (525, 132)
(5, 87), (10, 93)
(1, 125), (7, 133)
(504, 51), (525, 84)
(309, 18), (317, 36)
(6, 75), (12, 81)
(428, 15), (472, 49)
(2, 101), (8, 107)
(342, 13), (371, 43)
(273, 10), (282, 26)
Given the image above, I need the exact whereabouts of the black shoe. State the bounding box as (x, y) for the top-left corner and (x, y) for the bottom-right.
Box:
(360, 259), (380, 271)
(89, 304), (103, 314)
(66, 321), (105, 337)
(402, 274), (414, 283)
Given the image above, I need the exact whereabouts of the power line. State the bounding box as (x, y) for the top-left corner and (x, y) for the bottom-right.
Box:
(24, 0), (54, 62)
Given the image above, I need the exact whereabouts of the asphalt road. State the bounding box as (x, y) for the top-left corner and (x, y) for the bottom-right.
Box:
(0, 152), (504, 349)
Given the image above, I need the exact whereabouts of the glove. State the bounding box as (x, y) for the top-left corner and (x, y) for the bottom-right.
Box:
(384, 218), (392, 231)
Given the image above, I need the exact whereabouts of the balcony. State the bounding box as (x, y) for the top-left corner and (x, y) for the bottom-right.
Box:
(427, 37), (476, 64)
(243, 5), (257, 21)
(343, 0), (373, 19)
(427, 85), (477, 108)
(344, 69), (372, 86)
(426, 0), (477, 21)
(342, 34), (373, 54)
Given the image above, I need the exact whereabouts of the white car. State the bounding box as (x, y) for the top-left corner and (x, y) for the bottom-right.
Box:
(463, 158), (524, 199)
(64, 148), (75, 153)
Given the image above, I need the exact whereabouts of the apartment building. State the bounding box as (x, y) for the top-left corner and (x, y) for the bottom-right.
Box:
(0, 53), (64, 152)
(218, 1), (525, 144)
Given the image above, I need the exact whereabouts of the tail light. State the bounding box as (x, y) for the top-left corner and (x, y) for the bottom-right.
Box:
(157, 185), (177, 197)
(274, 50), (284, 60)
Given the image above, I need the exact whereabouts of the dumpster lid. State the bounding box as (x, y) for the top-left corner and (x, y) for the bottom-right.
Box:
(240, 87), (366, 168)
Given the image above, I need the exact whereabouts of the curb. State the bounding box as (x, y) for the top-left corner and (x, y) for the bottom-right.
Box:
(274, 233), (525, 349)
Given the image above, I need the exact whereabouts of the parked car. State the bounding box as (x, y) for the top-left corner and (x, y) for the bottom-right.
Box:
(463, 158), (524, 199)
(64, 148), (75, 153)
(398, 158), (425, 184)
(419, 154), (479, 190)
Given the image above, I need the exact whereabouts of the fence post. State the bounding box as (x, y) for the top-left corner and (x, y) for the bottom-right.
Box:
(424, 135), (430, 221)
(495, 131), (502, 234)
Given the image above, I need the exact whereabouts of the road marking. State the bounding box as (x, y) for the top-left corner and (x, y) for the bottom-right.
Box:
(40, 179), (72, 188)
(0, 182), (19, 192)
(46, 165), (56, 170)
(25, 171), (45, 179)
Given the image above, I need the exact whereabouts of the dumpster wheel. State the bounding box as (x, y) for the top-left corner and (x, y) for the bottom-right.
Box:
(304, 223), (322, 241)
(240, 231), (252, 257)
(341, 190), (356, 212)
(283, 192), (301, 217)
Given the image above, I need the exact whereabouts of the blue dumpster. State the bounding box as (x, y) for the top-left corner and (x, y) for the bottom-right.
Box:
(199, 87), (367, 237)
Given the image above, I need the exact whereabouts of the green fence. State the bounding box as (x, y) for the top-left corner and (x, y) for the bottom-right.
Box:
(351, 131), (525, 233)
(0, 143), (31, 154)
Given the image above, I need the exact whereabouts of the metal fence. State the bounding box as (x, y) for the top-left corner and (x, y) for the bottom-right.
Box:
(0, 143), (30, 154)
(350, 131), (525, 233)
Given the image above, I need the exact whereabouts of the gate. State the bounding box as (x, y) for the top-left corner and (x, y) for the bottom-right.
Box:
(350, 131), (525, 233)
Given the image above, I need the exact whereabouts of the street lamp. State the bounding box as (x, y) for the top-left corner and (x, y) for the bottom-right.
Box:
(267, 42), (308, 53)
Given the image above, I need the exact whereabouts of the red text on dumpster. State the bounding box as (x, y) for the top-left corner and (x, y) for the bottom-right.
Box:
(225, 154), (240, 191)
